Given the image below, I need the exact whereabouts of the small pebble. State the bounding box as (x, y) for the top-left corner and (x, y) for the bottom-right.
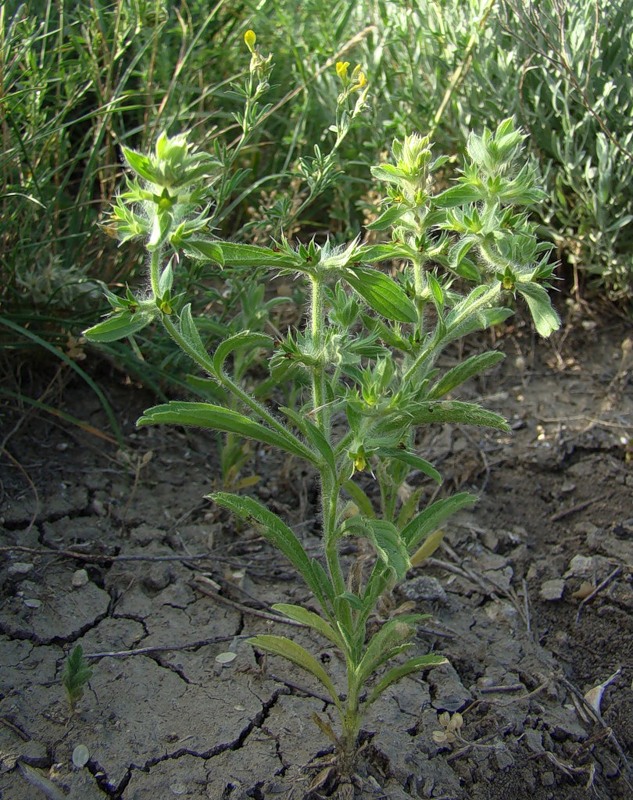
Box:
(399, 575), (447, 604)
(72, 569), (90, 588)
(540, 579), (566, 601)
(564, 554), (594, 579)
(142, 564), (172, 592)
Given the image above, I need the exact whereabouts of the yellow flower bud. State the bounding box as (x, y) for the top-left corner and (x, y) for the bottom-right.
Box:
(244, 30), (256, 53)
(336, 61), (350, 80)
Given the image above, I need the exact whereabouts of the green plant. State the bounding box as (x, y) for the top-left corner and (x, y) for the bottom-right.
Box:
(85, 39), (558, 772)
(62, 645), (93, 714)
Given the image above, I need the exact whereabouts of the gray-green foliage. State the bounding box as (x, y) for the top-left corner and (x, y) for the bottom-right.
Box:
(500, 0), (633, 300)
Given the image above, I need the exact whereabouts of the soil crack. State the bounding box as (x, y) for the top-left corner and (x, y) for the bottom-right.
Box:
(112, 688), (289, 797)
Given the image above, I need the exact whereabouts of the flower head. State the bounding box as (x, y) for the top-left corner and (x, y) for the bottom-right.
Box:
(336, 61), (350, 81)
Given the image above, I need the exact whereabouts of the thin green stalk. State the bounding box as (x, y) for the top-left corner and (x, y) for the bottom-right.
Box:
(309, 275), (329, 434)
(149, 247), (161, 298)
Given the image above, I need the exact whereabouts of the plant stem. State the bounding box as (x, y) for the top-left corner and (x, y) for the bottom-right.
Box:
(310, 275), (328, 433)
(149, 247), (161, 298)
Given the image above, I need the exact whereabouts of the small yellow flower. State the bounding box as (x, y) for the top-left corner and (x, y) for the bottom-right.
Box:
(355, 71), (367, 88)
(336, 61), (350, 80)
(244, 30), (257, 53)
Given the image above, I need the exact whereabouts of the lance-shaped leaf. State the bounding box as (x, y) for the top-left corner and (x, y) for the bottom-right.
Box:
(357, 243), (416, 262)
(211, 493), (334, 608)
(434, 183), (482, 208)
(179, 304), (209, 362)
(401, 493), (476, 551)
(355, 615), (426, 686)
(366, 654), (448, 707)
(342, 517), (410, 580)
(181, 239), (225, 264)
(343, 267), (417, 323)
(196, 241), (308, 272)
(365, 204), (410, 231)
(249, 635), (342, 710)
(137, 402), (317, 464)
(517, 281), (561, 338)
(342, 480), (376, 519)
(84, 309), (155, 343)
(121, 147), (158, 184)
(375, 448), (442, 484)
(427, 351), (505, 400)
(272, 604), (345, 650)
(408, 400), (509, 431)
(213, 331), (273, 375)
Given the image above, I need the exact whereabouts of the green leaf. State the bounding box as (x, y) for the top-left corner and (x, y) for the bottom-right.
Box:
(211, 493), (332, 608)
(370, 163), (408, 184)
(185, 375), (227, 402)
(179, 304), (209, 361)
(148, 210), (172, 251)
(427, 273), (444, 309)
(213, 331), (273, 375)
(427, 351), (505, 399)
(341, 518), (411, 581)
(182, 239), (225, 264)
(366, 654), (448, 706)
(517, 282), (561, 337)
(401, 493), (476, 550)
(342, 480), (376, 519)
(272, 604), (345, 649)
(356, 615), (425, 685)
(408, 400), (509, 431)
(138, 402), (316, 463)
(434, 184), (482, 208)
(357, 243), (415, 262)
(122, 147), (157, 183)
(449, 236), (478, 269)
(336, 591), (365, 613)
(444, 306), (513, 343)
(158, 261), (174, 296)
(344, 267), (417, 323)
(215, 242), (304, 270)
(309, 559), (337, 608)
(365, 204), (409, 231)
(249, 635), (341, 709)
(83, 309), (155, 343)
(368, 519), (410, 579)
(375, 448), (442, 484)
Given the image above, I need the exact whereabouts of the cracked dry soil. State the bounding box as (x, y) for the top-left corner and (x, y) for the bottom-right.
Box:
(1, 317), (632, 800)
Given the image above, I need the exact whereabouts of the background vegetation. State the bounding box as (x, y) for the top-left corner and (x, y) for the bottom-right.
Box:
(2, 0), (631, 393)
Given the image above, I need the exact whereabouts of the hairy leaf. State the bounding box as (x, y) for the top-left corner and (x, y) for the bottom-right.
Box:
(138, 402), (316, 463)
(344, 267), (417, 323)
(249, 635), (341, 709)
